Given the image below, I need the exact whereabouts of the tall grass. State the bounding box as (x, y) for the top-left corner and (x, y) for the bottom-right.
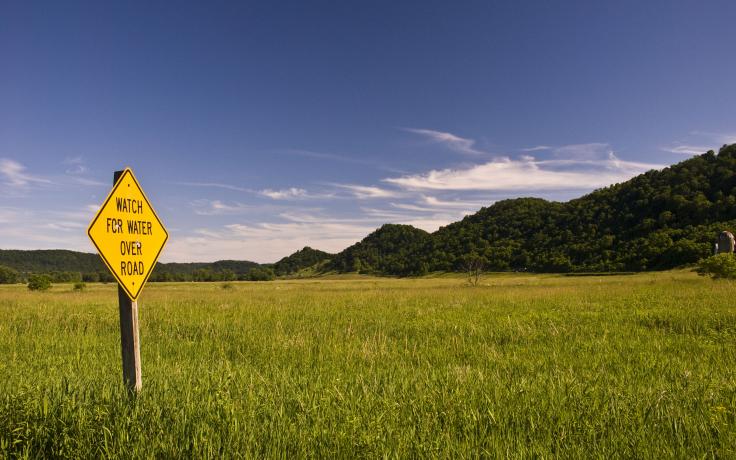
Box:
(1, 271), (735, 457)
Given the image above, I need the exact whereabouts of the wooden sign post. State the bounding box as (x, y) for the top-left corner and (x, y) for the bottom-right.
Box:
(114, 170), (141, 392)
(117, 252), (142, 392)
(87, 168), (168, 392)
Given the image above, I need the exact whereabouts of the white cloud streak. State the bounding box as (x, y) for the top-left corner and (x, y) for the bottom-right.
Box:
(260, 188), (307, 200)
(422, 195), (490, 209)
(359, 207), (470, 233)
(521, 145), (552, 152)
(551, 143), (611, 160)
(384, 153), (663, 192)
(164, 203), (475, 262)
(71, 177), (107, 187)
(661, 145), (712, 155)
(389, 196), (490, 213)
(0, 159), (51, 188)
(403, 128), (485, 155)
(190, 199), (253, 215)
(280, 149), (394, 170)
(689, 131), (736, 145)
(63, 156), (88, 175)
(331, 183), (401, 199)
(164, 220), (376, 263)
(173, 181), (252, 193)
(389, 202), (437, 212)
(0, 206), (98, 252)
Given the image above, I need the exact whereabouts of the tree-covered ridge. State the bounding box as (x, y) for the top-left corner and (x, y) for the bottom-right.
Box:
(321, 144), (736, 275)
(148, 260), (262, 282)
(0, 250), (263, 282)
(273, 247), (333, 276)
(3, 144), (736, 279)
(329, 224), (431, 275)
(372, 143), (736, 274)
(0, 250), (105, 273)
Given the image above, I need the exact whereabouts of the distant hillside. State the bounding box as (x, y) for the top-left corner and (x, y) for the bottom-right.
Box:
(5, 144), (736, 279)
(328, 144), (736, 275)
(0, 249), (261, 282)
(329, 224), (431, 275)
(150, 260), (262, 281)
(273, 247), (332, 276)
(0, 250), (105, 273)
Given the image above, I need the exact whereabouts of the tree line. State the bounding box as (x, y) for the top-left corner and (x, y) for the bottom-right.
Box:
(0, 251), (273, 284)
(2, 144), (735, 281)
(328, 144), (736, 275)
(0, 247), (335, 284)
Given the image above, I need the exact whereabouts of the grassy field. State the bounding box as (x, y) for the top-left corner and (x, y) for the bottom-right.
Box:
(1, 271), (735, 458)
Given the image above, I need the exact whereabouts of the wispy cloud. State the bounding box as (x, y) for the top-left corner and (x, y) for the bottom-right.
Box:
(259, 188), (310, 200)
(522, 143), (619, 160)
(163, 202), (476, 262)
(689, 131), (736, 145)
(50, 206), (101, 223)
(57, 157), (107, 187)
(550, 143), (611, 160)
(422, 195), (490, 209)
(389, 196), (490, 213)
(403, 128), (485, 155)
(389, 202), (437, 212)
(0, 205), (98, 252)
(226, 220), (371, 245)
(521, 145), (552, 152)
(331, 183), (401, 199)
(360, 206), (470, 233)
(360, 207), (421, 220)
(661, 130), (736, 156)
(279, 149), (393, 170)
(40, 222), (86, 232)
(279, 211), (368, 224)
(384, 153), (663, 192)
(70, 177), (107, 187)
(63, 156), (88, 175)
(0, 159), (51, 188)
(164, 219), (376, 263)
(173, 181), (252, 193)
(661, 145), (711, 155)
(190, 199), (253, 215)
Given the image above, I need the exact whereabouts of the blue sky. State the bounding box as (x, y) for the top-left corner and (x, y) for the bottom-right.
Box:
(2, 1), (735, 262)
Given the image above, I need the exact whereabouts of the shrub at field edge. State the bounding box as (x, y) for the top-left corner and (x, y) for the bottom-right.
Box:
(27, 274), (52, 291)
(695, 253), (736, 279)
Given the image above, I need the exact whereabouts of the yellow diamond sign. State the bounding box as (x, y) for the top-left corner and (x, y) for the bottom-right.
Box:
(88, 168), (168, 301)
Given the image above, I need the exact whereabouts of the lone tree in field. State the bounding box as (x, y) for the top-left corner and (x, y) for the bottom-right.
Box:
(462, 252), (486, 286)
(27, 274), (52, 291)
(0, 265), (19, 284)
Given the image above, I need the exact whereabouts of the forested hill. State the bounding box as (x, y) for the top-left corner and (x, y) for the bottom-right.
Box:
(0, 249), (262, 282)
(0, 250), (104, 273)
(329, 224), (430, 274)
(273, 247), (332, 276)
(330, 144), (736, 275)
(4, 144), (736, 279)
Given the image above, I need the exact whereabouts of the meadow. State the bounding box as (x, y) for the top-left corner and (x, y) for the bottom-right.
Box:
(1, 271), (735, 458)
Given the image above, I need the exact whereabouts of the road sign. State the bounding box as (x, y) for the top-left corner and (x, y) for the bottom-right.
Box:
(88, 168), (168, 301)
